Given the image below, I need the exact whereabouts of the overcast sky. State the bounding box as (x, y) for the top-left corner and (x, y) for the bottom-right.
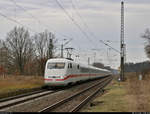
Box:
(0, 0), (150, 69)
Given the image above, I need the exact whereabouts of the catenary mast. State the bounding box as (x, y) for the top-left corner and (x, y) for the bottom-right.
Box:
(120, 1), (125, 81)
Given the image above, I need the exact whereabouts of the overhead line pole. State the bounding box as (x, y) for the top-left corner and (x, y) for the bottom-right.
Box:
(65, 47), (74, 59)
(120, 1), (125, 81)
(61, 39), (72, 58)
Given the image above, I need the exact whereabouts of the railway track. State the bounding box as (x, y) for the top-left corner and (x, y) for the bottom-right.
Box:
(0, 89), (58, 110)
(0, 89), (44, 102)
(39, 76), (112, 112)
(70, 77), (112, 112)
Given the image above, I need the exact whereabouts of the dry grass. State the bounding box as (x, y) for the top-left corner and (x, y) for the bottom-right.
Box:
(81, 78), (128, 112)
(0, 75), (44, 98)
(125, 72), (150, 112)
(1, 73), (150, 111)
(81, 73), (150, 112)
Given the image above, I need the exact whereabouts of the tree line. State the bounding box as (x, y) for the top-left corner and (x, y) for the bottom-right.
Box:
(92, 28), (150, 75)
(124, 28), (150, 74)
(124, 61), (150, 73)
(0, 26), (57, 76)
(1, 27), (150, 77)
(92, 62), (111, 70)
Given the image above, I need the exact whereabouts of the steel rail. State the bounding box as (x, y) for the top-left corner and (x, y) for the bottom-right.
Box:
(70, 77), (112, 112)
(0, 90), (58, 110)
(39, 76), (111, 112)
(0, 89), (44, 102)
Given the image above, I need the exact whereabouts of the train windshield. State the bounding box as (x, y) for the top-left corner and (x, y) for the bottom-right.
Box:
(47, 62), (65, 69)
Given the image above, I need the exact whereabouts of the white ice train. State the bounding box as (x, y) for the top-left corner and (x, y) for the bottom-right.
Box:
(44, 58), (112, 86)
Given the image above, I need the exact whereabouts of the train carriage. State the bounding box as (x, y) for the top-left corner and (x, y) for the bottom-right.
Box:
(44, 58), (112, 86)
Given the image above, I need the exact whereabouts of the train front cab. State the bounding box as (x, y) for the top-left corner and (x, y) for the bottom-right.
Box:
(44, 61), (68, 86)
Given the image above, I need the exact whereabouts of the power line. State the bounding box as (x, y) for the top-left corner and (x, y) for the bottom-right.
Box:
(71, 0), (98, 42)
(71, 0), (120, 63)
(9, 0), (75, 40)
(10, 0), (41, 24)
(55, 0), (120, 67)
(72, 0), (120, 52)
(2, 0), (84, 56)
(0, 11), (37, 33)
(100, 40), (120, 54)
(9, 0), (51, 31)
(71, 0), (90, 31)
(54, 0), (96, 48)
(9, 0), (50, 34)
(71, 0), (121, 55)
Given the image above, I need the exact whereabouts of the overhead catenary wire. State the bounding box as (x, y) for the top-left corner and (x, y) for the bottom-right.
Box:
(1, 0), (119, 67)
(71, 0), (91, 33)
(0, 11), (37, 33)
(70, 0), (99, 49)
(100, 40), (120, 54)
(71, 0), (120, 53)
(54, 0), (96, 49)
(71, 0), (98, 41)
(9, 0), (75, 40)
(9, 0), (41, 24)
(70, 0), (119, 63)
(9, 0), (79, 58)
(8, 0), (54, 32)
(9, 0), (98, 52)
(1, 0), (83, 60)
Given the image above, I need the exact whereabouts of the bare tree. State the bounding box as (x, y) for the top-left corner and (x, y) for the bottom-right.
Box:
(0, 40), (5, 77)
(34, 30), (57, 75)
(0, 39), (2, 48)
(5, 26), (34, 75)
(0, 39), (11, 77)
(142, 28), (150, 59)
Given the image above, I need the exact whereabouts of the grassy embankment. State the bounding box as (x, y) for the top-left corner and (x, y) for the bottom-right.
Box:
(81, 73), (150, 112)
(0, 75), (44, 99)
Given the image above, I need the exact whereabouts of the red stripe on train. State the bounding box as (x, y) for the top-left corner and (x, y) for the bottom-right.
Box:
(44, 79), (53, 81)
(44, 73), (103, 81)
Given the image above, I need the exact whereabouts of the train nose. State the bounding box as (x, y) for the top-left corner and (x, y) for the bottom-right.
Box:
(44, 75), (66, 86)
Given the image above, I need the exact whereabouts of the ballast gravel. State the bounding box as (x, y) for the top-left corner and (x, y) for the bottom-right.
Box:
(2, 78), (107, 112)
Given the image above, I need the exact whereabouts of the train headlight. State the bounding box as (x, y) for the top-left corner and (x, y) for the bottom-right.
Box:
(48, 76), (61, 78)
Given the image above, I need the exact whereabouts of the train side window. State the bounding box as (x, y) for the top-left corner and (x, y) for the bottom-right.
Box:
(70, 63), (72, 68)
(77, 65), (80, 69)
(68, 63), (72, 69)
